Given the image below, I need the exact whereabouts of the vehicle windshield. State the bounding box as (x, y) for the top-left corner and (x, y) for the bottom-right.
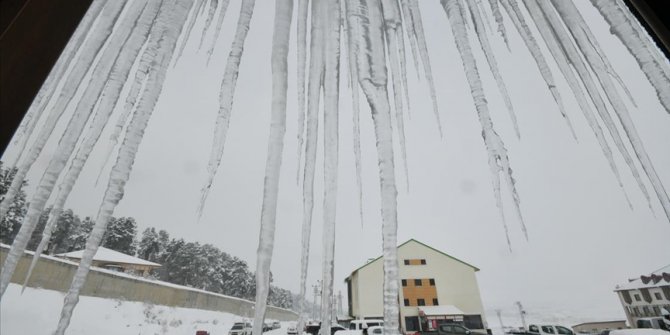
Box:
(232, 324), (243, 330)
(556, 326), (572, 335)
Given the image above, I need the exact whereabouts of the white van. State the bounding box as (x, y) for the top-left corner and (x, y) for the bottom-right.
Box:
(528, 325), (575, 335)
(348, 320), (384, 331)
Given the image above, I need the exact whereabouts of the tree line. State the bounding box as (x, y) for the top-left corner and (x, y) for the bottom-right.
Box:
(0, 162), (294, 309)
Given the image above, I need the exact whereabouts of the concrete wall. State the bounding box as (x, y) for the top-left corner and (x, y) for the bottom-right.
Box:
(0, 246), (298, 321)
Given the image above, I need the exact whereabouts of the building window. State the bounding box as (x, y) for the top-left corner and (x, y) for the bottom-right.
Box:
(634, 294), (641, 301)
(420, 259), (426, 265)
(433, 298), (439, 305)
(642, 306), (651, 317)
(404, 299), (410, 306)
(404, 260), (410, 265)
(405, 317), (420, 332)
(402, 279), (407, 287)
(655, 292), (662, 300)
(429, 278), (436, 286)
(417, 299), (426, 306)
(415, 279), (422, 286)
(653, 306), (661, 316)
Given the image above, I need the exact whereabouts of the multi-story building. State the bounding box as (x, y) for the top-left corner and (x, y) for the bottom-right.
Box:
(613, 264), (670, 328)
(345, 239), (488, 333)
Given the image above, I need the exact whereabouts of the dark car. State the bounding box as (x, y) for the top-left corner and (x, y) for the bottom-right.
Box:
(436, 324), (487, 335)
(305, 323), (346, 335)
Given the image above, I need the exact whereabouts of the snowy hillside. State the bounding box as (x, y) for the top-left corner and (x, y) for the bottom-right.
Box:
(1, 283), (283, 335)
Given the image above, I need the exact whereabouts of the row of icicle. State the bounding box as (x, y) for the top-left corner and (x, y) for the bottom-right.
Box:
(0, 0), (668, 335)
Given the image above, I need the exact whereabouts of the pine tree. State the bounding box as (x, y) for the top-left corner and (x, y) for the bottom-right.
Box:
(102, 216), (138, 255)
(49, 209), (80, 254)
(67, 216), (94, 251)
(0, 162), (28, 244)
(138, 227), (160, 261)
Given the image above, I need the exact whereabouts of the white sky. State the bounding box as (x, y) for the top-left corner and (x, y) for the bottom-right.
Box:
(3, 0), (669, 325)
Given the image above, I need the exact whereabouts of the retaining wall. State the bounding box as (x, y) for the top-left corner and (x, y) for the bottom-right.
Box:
(0, 245), (298, 321)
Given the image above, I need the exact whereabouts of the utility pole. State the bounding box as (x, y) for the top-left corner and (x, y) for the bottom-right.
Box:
(515, 302), (527, 330)
(312, 280), (321, 321)
(496, 309), (505, 334)
(337, 291), (343, 317)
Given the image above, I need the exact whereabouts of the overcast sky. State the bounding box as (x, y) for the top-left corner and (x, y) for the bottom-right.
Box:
(3, 0), (669, 326)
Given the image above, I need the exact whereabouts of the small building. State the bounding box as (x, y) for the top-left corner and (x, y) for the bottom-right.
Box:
(57, 247), (161, 277)
(572, 320), (627, 334)
(345, 239), (488, 333)
(613, 264), (670, 328)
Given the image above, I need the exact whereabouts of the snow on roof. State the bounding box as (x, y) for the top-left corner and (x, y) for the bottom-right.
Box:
(614, 264), (670, 291)
(56, 247), (161, 267)
(419, 305), (465, 316)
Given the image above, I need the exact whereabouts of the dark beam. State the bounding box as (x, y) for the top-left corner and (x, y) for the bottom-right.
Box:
(1, 0), (93, 156)
(623, 0), (670, 60)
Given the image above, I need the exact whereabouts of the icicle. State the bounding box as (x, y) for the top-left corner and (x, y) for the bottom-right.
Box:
(465, 0), (520, 138)
(382, 0), (410, 191)
(549, 0), (670, 221)
(348, 1), (401, 335)
(21, 1), (160, 292)
(487, 0), (510, 50)
(344, 0), (365, 227)
(206, 0), (232, 65)
(399, 0), (421, 79)
(5, 0), (106, 168)
(319, 0), (340, 333)
(406, 0), (443, 137)
(197, 0), (257, 219)
(54, 1), (193, 334)
(0, 0), (153, 298)
(199, 0), (219, 50)
(174, 0), (204, 64)
(441, 0), (527, 244)
(522, 0), (632, 207)
(0, 0), (128, 221)
(252, 1), (293, 334)
(590, 0), (670, 114)
(498, 0), (577, 140)
(535, 0), (656, 218)
(295, 0), (309, 184)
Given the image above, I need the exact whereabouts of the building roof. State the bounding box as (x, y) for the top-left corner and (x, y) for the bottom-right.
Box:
(56, 247), (161, 267)
(614, 264), (670, 291)
(419, 305), (465, 316)
(345, 239), (479, 281)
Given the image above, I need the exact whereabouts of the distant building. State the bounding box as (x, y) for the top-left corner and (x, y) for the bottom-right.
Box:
(345, 239), (487, 333)
(613, 264), (670, 328)
(57, 247), (161, 276)
(572, 320), (627, 334)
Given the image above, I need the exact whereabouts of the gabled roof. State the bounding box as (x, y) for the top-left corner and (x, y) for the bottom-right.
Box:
(56, 247), (161, 267)
(345, 239), (479, 281)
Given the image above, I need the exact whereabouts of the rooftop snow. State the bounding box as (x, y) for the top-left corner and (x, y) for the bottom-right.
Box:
(56, 247), (161, 267)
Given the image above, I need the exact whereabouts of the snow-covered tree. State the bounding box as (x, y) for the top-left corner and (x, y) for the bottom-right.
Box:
(0, 162), (27, 244)
(67, 216), (94, 251)
(102, 217), (137, 255)
(137, 227), (160, 261)
(48, 209), (80, 254)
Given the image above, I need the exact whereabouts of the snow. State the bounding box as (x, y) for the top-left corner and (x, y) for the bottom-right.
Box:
(1, 283), (287, 335)
(419, 305), (465, 316)
(56, 246), (161, 267)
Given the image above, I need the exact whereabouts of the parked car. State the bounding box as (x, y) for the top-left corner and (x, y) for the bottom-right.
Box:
(610, 330), (669, 335)
(436, 323), (488, 335)
(264, 323), (274, 332)
(348, 320), (385, 331)
(273, 321), (282, 329)
(528, 325), (575, 335)
(230, 322), (253, 335)
(368, 326), (384, 335)
(196, 331), (211, 335)
(287, 323), (298, 335)
(305, 323), (346, 335)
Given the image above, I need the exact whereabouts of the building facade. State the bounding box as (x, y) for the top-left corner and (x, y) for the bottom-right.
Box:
(345, 239), (488, 333)
(57, 246), (161, 276)
(572, 320), (627, 334)
(614, 264), (670, 328)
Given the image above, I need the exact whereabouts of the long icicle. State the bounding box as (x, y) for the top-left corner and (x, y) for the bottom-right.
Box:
(197, 0), (257, 219)
(590, 0), (670, 114)
(319, 0), (340, 333)
(252, 1), (293, 334)
(0, 0), (128, 221)
(348, 1), (400, 334)
(487, 0), (510, 50)
(206, 0), (232, 65)
(407, 0), (443, 137)
(295, 0), (309, 184)
(298, 0), (325, 333)
(382, 0), (410, 191)
(0, 0), (150, 297)
(174, 0), (205, 64)
(442, 0), (527, 245)
(465, 0), (520, 138)
(199, 0), (219, 50)
(549, 0), (670, 221)
(54, 1), (193, 333)
(399, 0), (421, 78)
(20, 0), (161, 292)
(522, 0), (633, 208)
(344, 0), (365, 227)
(4, 0), (106, 168)
(498, 0), (577, 140)
(535, 0), (655, 216)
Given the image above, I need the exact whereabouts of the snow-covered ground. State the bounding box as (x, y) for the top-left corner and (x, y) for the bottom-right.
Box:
(1, 283), (288, 335)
